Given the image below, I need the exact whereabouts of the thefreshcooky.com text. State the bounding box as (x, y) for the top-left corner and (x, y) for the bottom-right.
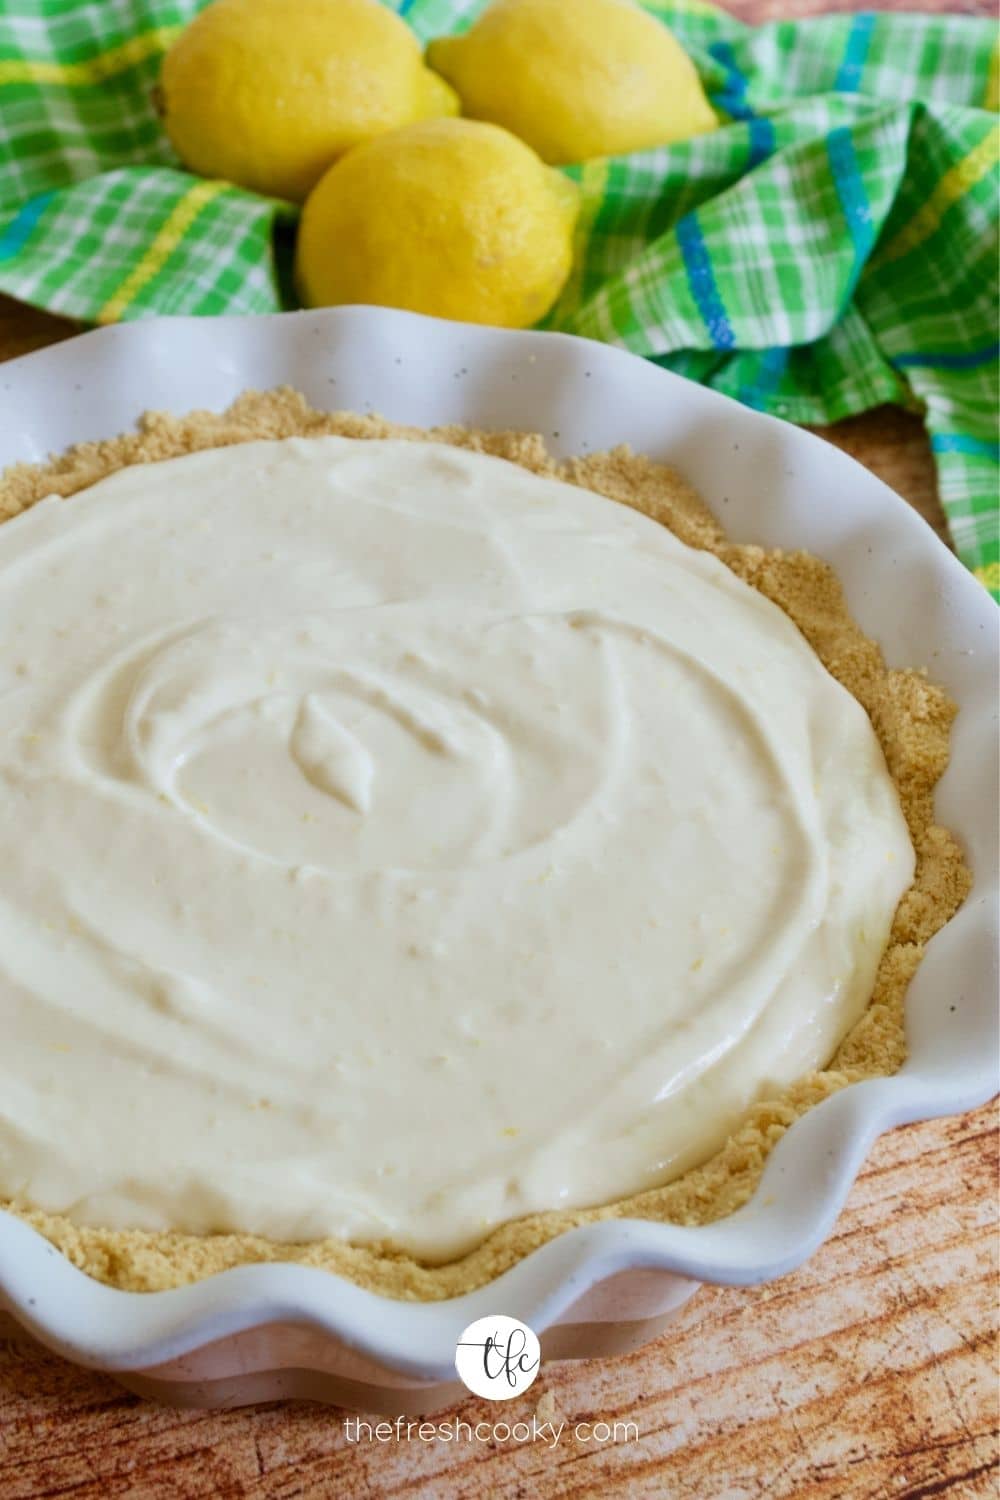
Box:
(343, 1415), (639, 1450)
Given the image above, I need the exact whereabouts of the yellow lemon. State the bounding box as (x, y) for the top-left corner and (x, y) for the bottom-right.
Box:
(428, 0), (717, 165)
(160, 0), (458, 202)
(296, 118), (579, 328)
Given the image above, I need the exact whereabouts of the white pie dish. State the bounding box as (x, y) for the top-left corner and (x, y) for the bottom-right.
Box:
(0, 306), (996, 1413)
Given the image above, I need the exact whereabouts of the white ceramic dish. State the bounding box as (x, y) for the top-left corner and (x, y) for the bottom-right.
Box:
(0, 307), (996, 1413)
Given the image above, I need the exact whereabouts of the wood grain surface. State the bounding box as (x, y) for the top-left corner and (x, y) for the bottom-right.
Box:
(0, 0), (997, 1492)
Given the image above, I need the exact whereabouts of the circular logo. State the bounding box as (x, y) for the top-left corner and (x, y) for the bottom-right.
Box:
(455, 1315), (541, 1401)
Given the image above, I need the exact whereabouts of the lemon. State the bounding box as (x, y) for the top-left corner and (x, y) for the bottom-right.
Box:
(428, 0), (717, 165)
(160, 0), (459, 202)
(296, 118), (579, 328)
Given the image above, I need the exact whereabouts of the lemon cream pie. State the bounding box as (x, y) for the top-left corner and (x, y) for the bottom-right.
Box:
(0, 391), (969, 1296)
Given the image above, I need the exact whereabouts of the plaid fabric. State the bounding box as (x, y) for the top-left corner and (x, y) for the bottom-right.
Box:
(0, 2), (996, 594)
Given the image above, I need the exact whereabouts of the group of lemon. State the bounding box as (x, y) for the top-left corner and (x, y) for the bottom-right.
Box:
(160, 0), (717, 327)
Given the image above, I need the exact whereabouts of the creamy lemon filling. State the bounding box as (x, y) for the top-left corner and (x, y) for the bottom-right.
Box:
(0, 436), (914, 1260)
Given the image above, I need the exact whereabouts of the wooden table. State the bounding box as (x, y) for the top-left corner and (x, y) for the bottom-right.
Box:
(1, 2), (997, 1489)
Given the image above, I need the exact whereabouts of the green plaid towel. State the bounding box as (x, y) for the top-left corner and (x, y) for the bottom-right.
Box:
(1, 2), (997, 594)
